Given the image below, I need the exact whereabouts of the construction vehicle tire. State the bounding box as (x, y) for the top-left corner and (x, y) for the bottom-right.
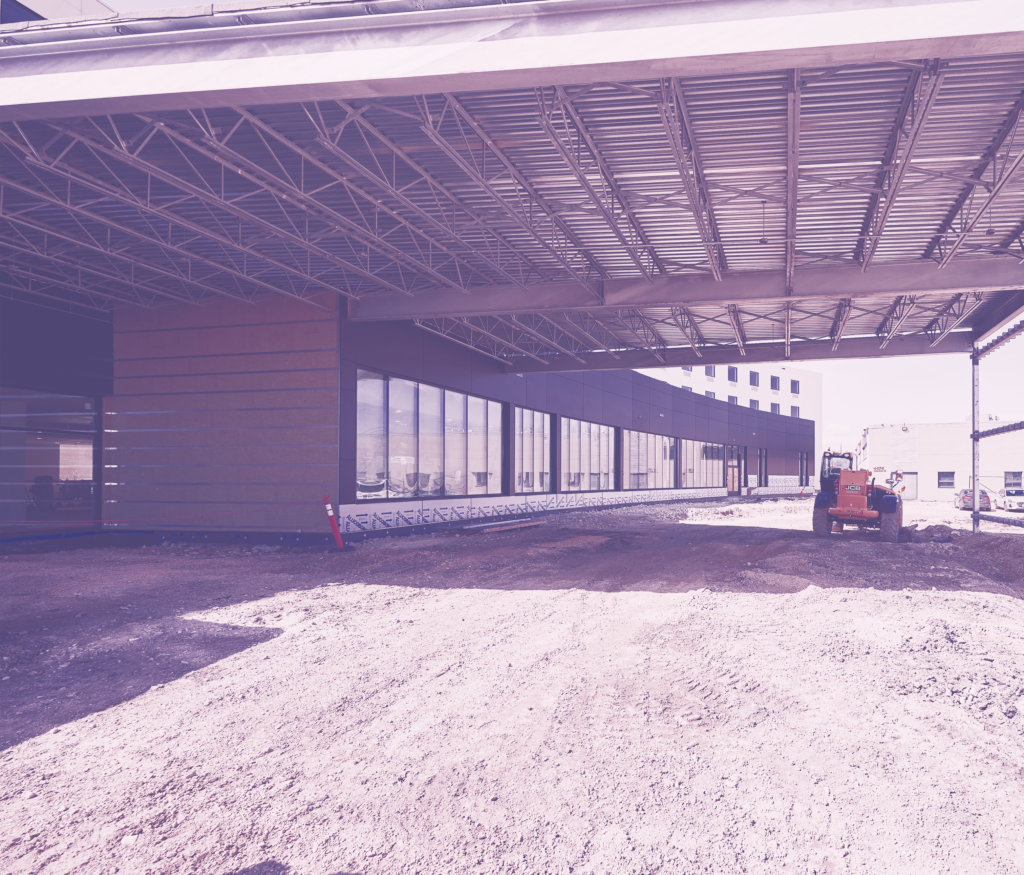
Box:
(812, 507), (830, 537)
(880, 510), (900, 543)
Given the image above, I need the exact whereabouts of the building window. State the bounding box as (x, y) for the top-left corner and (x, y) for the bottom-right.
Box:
(791, 406), (800, 418)
(560, 418), (614, 492)
(728, 366), (738, 382)
(356, 369), (502, 499)
(1006, 472), (1023, 488)
(750, 399), (759, 411)
(514, 407), (551, 493)
(682, 386), (692, 393)
(770, 375), (780, 391)
(706, 391), (715, 399)
(705, 365), (715, 377)
(679, 440), (725, 488)
(681, 366), (692, 373)
(798, 451), (810, 487)
(756, 448), (768, 487)
(0, 387), (99, 530)
(624, 431), (676, 490)
(728, 395), (738, 405)
(938, 472), (955, 489)
(771, 402), (780, 415)
(791, 379), (800, 394)
(750, 371), (760, 387)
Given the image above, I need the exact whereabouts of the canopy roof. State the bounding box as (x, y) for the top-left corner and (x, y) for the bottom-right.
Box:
(2, 0), (1024, 369)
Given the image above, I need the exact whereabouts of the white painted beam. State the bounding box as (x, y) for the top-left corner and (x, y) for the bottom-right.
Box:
(348, 258), (1024, 320)
(3, 0), (1024, 120)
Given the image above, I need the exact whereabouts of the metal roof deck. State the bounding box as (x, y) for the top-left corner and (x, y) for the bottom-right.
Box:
(2, 0), (1024, 369)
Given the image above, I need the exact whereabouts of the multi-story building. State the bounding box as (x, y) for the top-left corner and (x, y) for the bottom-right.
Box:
(638, 364), (823, 482)
(853, 421), (1023, 503)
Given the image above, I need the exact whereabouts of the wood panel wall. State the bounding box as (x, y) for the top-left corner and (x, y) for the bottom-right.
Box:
(104, 294), (339, 532)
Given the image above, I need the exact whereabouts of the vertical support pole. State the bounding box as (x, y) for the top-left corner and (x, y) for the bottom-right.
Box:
(972, 346), (980, 534)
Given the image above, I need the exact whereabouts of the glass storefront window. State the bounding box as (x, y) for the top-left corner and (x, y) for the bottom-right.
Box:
(514, 407), (551, 494)
(624, 431), (676, 489)
(0, 387), (98, 530)
(559, 417), (614, 492)
(679, 439), (725, 488)
(356, 370), (502, 500)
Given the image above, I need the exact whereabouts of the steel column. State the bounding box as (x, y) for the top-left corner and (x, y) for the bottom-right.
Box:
(972, 345), (980, 534)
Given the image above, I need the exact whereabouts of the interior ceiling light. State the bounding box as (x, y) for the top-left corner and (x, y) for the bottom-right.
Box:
(759, 201), (768, 245)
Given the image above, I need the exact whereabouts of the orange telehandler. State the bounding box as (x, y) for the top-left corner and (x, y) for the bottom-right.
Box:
(812, 451), (903, 543)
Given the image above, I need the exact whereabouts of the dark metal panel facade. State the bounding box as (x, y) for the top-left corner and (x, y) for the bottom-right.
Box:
(104, 294), (341, 532)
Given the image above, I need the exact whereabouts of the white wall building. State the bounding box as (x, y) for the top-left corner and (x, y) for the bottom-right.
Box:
(637, 363), (824, 466)
(853, 420), (1024, 503)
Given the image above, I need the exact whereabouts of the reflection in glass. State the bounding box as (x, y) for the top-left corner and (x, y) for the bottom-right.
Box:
(444, 390), (467, 496)
(356, 370), (387, 497)
(1, 387), (98, 530)
(514, 407), (551, 494)
(388, 379), (418, 497)
(419, 384), (443, 496)
(467, 395), (488, 495)
(355, 371), (502, 500)
(559, 417), (614, 492)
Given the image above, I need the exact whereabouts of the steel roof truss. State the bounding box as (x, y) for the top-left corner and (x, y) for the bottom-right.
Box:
(829, 298), (853, 351)
(538, 85), (662, 281)
(553, 311), (623, 358)
(413, 317), (535, 365)
(1, 124), (387, 299)
(858, 61), (945, 271)
(727, 304), (747, 356)
(876, 295), (918, 348)
(670, 307), (705, 357)
(925, 292), (984, 346)
(421, 93), (605, 290)
(658, 78), (725, 281)
(319, 101), (544, 288)
(786, 70), (800, 290)
(938, 110), (1024, 267)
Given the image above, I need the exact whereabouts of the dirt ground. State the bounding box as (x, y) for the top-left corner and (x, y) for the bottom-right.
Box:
(2, 498), (1024, 875)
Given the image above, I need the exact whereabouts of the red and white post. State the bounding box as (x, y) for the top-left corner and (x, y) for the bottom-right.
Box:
(323, 494), (345, 550)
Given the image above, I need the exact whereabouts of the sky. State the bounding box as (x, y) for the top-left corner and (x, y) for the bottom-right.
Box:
(762, 337), (1023, 453)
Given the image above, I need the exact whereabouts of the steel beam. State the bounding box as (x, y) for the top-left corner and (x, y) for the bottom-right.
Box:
(938, 134), (1024, 267)
(829, 298), (853, 351)
(421, 94), (604, 290)
(551, 312), (623, 358)
(349, 258), (1024, 321)
(670, 307), (705, 357)
(976, 315), (1024, 359)
(727, 304), (747, 356)
(786, 70), (800, 290)
(925, 292), (984, 347)
(22, 119), (416, 298)
(539, 86), (662, 281)
(318, 101), (542, 288)
(972, 346), (980, 533)
(414, 316), (548, 365)
(876, 295), (918, 348)
(175, 107), (498, 292)
(4, 0), (1023, 123)
(858, 62), (944, 271)
(494, 314), (588, 364)
(658, 78), (725, 281)
(973, 419), (1024, 439)
(924, 91), (1024, 260)
(502, 330), (973, 373)
(604, 309), (667, 364)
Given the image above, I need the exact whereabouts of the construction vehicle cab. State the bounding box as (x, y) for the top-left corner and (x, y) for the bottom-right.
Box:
(813, 451), (902, 543)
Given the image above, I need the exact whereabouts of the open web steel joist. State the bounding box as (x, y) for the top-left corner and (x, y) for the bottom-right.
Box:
(3, 0), (1024, 370)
